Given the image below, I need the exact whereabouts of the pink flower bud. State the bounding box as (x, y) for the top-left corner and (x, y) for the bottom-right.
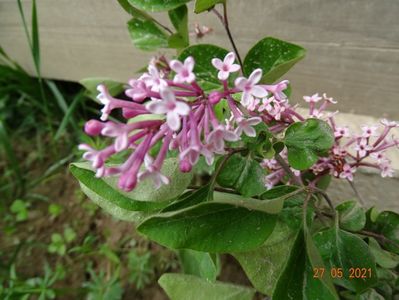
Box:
(122, 108), (143, 119)
(209, 91), (223, 104)
(118, 173), (138, 191)
(179, 159), (192, 173)
(84, 120), (104, 136)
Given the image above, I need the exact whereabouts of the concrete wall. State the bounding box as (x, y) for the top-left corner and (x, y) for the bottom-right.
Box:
(0, 0), (398, 119)
(0, 0), (398, 207)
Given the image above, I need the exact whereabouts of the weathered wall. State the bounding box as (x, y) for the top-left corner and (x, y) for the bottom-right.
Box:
(0, 0), (398, 119)
(0, 0), (398, 206)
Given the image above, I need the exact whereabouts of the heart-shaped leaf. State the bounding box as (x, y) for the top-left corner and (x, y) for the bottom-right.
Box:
(243, 37), (305, 83)
(285, 118), (334, 170)
(159, 273), (255, 300)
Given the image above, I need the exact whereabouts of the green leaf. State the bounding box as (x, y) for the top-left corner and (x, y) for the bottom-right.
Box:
(79, 78), (124, 101)
(127, 0), (191, 12)
(0, 121), (24, 194)
(261, 186), (305, 229)
(54, 91), (85, 140)
(178, 44), (232, 89)
(168, 33), (188, 49)
(64, 228), (77, 243)
(336, 201), (366, 232)
(212, 191), (284, 214)
(313, 219), (377, 293)
(58, 244), (66, 256)
(217, 153), (267, 197)
(368, 237), (399, 269)
(158, 273), (255, 300)
(243, 37), (306, 83)
(73, 159), (192, 203)
(233, 221), (301, 295)
(285, 119), (334, 170)
(194, 0), (225, 13)
(240, 123), (273, 157)
(10, 199), (28, 221)
(272, 228), (338, 300)
(70, 163), (167, 212)
(51, 233), (63, 243)
(117, 0), (153, 20)
(162, 186), (211, 212)
(127, 18), (168, 51)
(48, 203), (63, 217)
(168, 5), (189, 48)
(99, 244), (121, 265)
(137, 199), (279, 252)
(70, 160), (190, 222)
(366, 211), (399, 254)
(178, 249), (220, 281)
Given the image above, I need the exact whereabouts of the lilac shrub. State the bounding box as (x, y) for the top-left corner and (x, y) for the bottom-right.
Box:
(72, 1), (399, 299)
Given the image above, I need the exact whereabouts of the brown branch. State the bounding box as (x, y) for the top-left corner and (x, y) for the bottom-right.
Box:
(212, 4), (243, 69)
(356, 230), (399, 248)
(274, 153), (303, 186)
(310, 186), (336, 217)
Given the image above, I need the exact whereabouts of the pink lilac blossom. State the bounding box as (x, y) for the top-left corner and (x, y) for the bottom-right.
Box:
(211, 52), (240, 80)
(79, 52), (399, 192)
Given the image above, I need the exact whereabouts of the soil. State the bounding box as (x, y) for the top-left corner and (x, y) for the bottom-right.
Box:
(0, 169), (257, 300)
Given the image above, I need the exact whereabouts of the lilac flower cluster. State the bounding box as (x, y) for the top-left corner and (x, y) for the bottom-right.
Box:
(79, 52), (398, 192)
(262, 96), (399, 189)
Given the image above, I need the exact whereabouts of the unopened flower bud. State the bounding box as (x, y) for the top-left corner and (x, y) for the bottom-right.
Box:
(179, 159), (192, 172)
(209, 91), (223, 104)
(84, 120), (104, 136)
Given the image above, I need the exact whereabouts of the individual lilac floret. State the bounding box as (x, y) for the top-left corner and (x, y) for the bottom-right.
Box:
(338, 164), (356, 181)
(138, 155), (170, 189)
(140, 64), (167, 92)
(145, 87), (190, 131)
(207, 125), (239, 152)
(361, 125), (378, 138)
(235, 69), (268, 107)
(262, 80), (289, 101)
(97, 84), (148, 121)
(211, 52), (240, 80)
(334, 127), (350, 138)
(125, 79), (148, 102)
(354, 138), (373, 157)
(235, 117), (262, 137)
(169, 56), (196, 84)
